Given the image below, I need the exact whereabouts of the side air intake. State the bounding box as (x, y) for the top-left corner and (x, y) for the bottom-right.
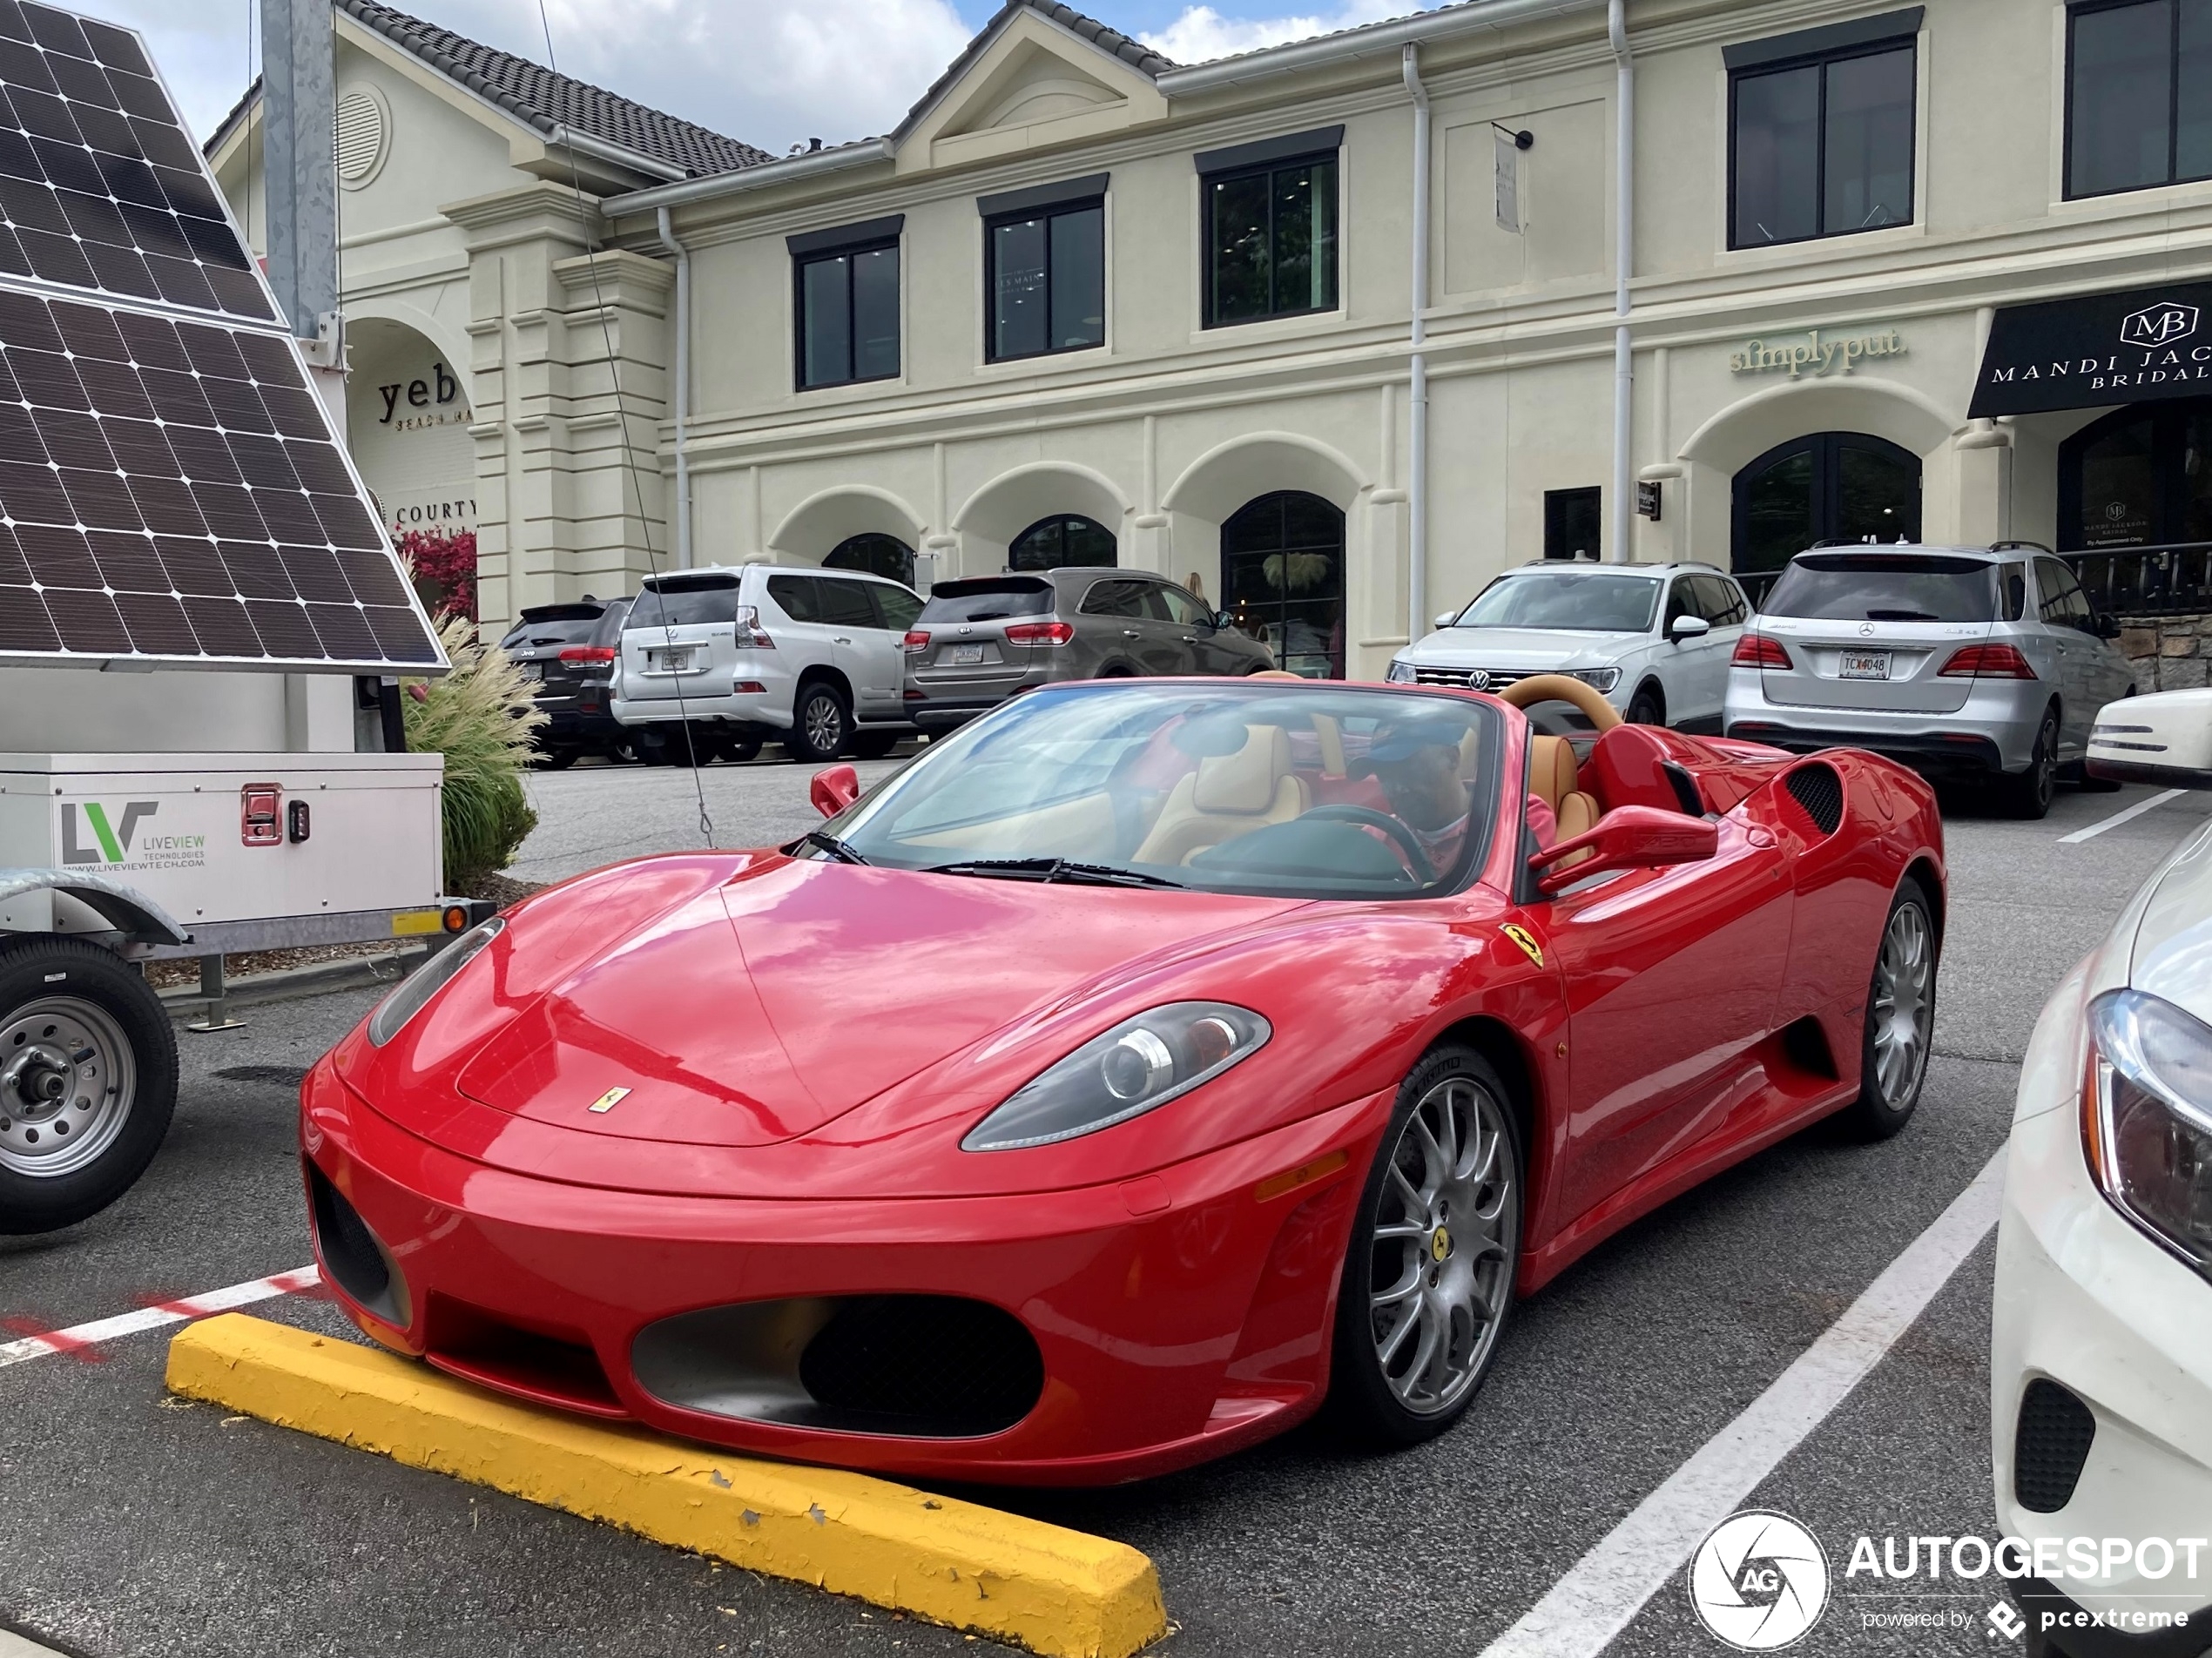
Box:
(1784, 763), (1844, 837)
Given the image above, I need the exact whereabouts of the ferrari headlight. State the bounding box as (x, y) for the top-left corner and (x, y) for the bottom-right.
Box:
(962, 1001), (1271, 1152)
(1569, 667), (1622, 694)
(367, 918), (503, 1048)
(2085, 987), (2212, 1275)
(1386, 659), (1417, 684)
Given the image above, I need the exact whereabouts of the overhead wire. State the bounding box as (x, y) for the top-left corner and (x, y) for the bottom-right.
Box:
(532, 0), (717, 848)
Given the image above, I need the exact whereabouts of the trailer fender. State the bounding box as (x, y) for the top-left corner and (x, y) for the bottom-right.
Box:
(0, 868), (190, 947)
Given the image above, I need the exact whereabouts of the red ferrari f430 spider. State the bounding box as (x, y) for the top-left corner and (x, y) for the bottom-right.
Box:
(301, 673), (1942, 1485)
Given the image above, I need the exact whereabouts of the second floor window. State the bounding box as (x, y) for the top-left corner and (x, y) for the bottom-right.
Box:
(987, 194), (1105, 362)
(1730, 22), (1916, 248)
(1201, 135), (1339, 327)
(793, 219), (900, 391)
(2068, 0), (2212, 199)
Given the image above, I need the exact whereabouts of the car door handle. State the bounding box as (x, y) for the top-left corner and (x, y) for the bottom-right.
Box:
(1122, 629), (1142, 638)
(1181, 636), (1199, 644)
(833, 636), (852, 644)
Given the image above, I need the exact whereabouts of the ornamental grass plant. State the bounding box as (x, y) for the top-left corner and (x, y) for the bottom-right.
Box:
(403, 611), (544, 890)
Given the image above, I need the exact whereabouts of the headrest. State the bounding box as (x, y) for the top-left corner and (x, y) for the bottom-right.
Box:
(1193, 725), (1291, 813)
(1530, 736), (1578, 810)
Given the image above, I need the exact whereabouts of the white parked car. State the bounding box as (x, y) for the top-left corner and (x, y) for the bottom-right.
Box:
(1993, 685), (2212, 1656)
(1386, 561), (1750, 730)
(610, 563), (924, 764)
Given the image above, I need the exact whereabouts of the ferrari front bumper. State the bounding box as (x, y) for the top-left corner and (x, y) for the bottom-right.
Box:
(300, 1057), (1385, 1486)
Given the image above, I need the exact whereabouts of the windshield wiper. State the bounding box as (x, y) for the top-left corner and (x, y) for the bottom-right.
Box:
(790, 829), (868, 865)
(924, 857), (1183, 889)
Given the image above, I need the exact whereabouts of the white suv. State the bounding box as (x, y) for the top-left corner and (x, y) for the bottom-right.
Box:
(610, 564), (923, 764)
(1386, 561), (1750, 731)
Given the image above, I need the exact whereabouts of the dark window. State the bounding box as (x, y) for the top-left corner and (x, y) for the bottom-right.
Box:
(1693, 574), (1750, 626)
(1078, 578), (1155, 618)
(1543, 487), (1602, 560)
(795, 237), (900, 390)
(1731, 432), (1922, 575)
(1730, 36), (1915, 247)
(765, 573), (819, 622)
(1221, 490), (1344, 677)
(2037, 556), (2097, 628)
(825, 532), (916, 587)
(1203, 154), (1338, 327)
(626, 574), (740, 629)
(916, 576), (1054, 623)
(1763, 553), (1995, 623)
(1158, 584), (1211, 626)
(872, 585), (923, 632)
(2068, 0), (2212, 198)
(815, 576), (879, 629)
(987, 199), (1104, 361)
(1009, 514), (1116, 570)
(2058, 400), (2212, 547)
(1662, 578), (1702, 630)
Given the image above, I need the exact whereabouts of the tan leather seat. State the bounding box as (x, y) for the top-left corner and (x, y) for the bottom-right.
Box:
(1136, 725), (1306, 866)
(1530, 735), (1601, 865)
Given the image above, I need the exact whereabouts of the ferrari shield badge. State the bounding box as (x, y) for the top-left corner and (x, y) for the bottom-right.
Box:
(586, 1087), (632, 1115)
(1501, 924), (1545, 969)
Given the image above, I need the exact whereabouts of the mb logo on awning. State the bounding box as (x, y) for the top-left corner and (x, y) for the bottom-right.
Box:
(2120, 300), (2200, 350)
(1972, 280), (2212, 417)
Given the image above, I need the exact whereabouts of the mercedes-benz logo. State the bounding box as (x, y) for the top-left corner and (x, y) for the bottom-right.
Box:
(1858, 622), (1876, 636)
(957, 625), (973, 636)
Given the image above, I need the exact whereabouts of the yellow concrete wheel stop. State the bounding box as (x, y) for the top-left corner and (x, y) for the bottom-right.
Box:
(166, 1314), (1167, 1658)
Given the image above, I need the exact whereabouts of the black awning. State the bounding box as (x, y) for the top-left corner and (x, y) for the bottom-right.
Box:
(1971, 281), (2212, 417)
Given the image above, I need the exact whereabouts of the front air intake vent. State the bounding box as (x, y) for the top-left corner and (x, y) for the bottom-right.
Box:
(1784, 763), (1844, 837)
(306, 1161), (409, 1328)
(2013, 1378), (2096, 1513)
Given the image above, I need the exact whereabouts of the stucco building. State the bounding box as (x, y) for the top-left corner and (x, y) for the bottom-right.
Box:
(214, 0), (2212, 684)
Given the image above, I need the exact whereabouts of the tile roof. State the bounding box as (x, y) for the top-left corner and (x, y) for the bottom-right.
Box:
(898, 0), (1177, 138)
(270, 1), (774, 178)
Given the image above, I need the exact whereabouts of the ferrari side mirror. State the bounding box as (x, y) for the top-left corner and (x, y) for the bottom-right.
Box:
(1527, 804), (1718, 895)
(809, 763), (860, 817)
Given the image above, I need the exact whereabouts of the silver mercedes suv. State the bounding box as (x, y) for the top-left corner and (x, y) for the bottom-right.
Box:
(1723, 544), (2136, 818)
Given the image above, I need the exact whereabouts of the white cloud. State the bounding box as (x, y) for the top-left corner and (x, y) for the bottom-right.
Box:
(69, 0), (975, 157)
(1141, 1), (1419, 65)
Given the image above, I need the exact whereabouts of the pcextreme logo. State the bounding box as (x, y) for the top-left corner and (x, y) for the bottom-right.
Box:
(58, 801), (206, 872)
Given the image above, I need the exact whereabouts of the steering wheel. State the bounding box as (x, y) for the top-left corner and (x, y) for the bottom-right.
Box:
(1297, 804), (1434, 883)
(1498, 672), (1622, 732)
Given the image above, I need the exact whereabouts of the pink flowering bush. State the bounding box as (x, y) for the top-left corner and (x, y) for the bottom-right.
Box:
(399, 528), (478, 621)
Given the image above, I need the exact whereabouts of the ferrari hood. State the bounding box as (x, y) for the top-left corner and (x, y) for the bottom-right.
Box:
(454, 859), (1306, 1147)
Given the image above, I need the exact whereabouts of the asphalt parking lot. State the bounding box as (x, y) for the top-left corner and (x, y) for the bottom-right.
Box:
(3, 763), (2206, 1658)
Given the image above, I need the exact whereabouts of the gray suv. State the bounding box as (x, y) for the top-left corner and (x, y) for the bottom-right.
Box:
(1723, 543), (2135, 818)
(902, 569), (1276, 731)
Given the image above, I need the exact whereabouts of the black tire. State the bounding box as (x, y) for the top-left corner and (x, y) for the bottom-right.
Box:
(1326, 1044), (1521, 1447)
(848, 729), (901, 760)
(1840, 881), (1938, 1140)
(535, 745), (579, 771)
(1997, 707), (2059, 819)
(0, 937), (178, 1235)
(718, 731), (765, 765)
(1625, 684), (1665, 727)
(785, 681), (852, 762)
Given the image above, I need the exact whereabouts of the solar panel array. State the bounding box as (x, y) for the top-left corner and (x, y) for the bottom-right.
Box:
(0, 0), (442, 672)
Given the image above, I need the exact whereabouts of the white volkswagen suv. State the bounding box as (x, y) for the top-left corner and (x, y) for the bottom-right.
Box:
(610, 563), (923, 764)
(1386, 561), (1750, 730)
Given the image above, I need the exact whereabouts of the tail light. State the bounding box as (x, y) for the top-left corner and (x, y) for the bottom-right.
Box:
(903, 630), (930, 654)
(1732, 633), (1793, 670)
(1939, 643), (2036, 679)
(557, 644), (616, 664)
(734, 605), (775, 650)
(1004, 621), (1076, 646)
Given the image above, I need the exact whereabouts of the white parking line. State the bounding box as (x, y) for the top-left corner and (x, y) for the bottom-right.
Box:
(1478, 1147), (2008, 1658)
(0, 1264), (319, 1371)
(2059, 789), (2185, 844)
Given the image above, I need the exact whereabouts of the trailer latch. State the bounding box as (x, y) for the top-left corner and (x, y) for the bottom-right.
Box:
(241, 785), (281, 846)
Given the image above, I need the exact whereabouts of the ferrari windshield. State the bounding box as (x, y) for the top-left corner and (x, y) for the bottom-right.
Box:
(819, 683), (1504, 899)
(1453, 570), (1662, 632)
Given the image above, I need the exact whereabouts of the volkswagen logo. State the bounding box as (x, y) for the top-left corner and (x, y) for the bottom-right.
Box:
(1467, 669), (1492, 691)
(1689, 1511), (1831, 1650)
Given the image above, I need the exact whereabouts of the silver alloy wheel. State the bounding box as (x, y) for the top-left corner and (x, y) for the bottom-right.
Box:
(1366, 1075), (1518, 1415)
(0, 995), (136, 1179)
(1870, 901), (1933, 1110)
(803, 691), (843, 753)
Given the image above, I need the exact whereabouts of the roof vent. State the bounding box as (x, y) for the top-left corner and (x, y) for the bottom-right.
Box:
(334, 85), (390, 188)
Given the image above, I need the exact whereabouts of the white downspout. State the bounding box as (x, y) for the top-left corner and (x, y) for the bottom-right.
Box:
(1608, 0), (1634, 563)
(654, 206), (693, 570)
(1403, 44), (1431, 643)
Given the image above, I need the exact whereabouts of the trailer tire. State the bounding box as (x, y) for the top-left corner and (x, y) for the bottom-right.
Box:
(0, 936), (177, 1235)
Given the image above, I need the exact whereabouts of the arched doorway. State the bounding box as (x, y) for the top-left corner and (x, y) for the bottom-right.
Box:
(1009, 514), (1116, 570)
(1730, 432), (1921, 576)
(2058, 401), (2212, 550)
(824, 532), (916, 586)
(1221, 490), (1345, 678)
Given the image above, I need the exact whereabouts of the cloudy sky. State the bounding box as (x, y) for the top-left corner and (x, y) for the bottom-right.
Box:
(64, 0), (1426, 156)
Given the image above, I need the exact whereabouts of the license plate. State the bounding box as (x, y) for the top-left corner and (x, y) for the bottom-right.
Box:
(649, 648), (694, 672)
(948, 644), (985, 665)
(516, 660), (542, 682)
(1838, 650), (1892, 680)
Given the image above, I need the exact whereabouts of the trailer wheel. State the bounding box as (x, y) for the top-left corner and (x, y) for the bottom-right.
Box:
(0, 937), (177, 1235)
